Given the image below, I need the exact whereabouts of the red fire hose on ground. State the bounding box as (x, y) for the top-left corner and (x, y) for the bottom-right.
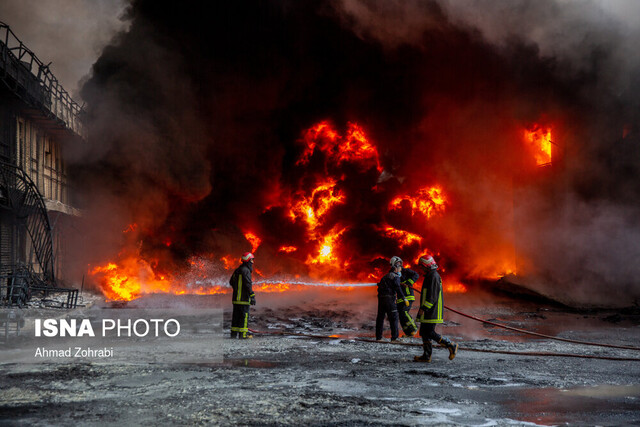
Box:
(248, 288), (640, 362)
(417, 283), (640, 352)
(444, 305), (640, 351)
(248, 327), (640, 362)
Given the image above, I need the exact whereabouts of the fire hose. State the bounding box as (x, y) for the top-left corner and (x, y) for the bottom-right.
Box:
(247, 328), (640, 362)
(406, 285), (640, 352)
(443, 304), (640, 351)
(246, 285), (640, 361)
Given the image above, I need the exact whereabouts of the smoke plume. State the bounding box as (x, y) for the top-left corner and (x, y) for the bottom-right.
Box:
(69, 0), (640, 307)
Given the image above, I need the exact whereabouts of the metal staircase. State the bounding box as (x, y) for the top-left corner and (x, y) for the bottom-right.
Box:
(0, 161), (78, 308)
(0, 161), (55, 282)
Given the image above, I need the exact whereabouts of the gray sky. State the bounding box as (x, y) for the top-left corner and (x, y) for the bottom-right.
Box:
(0, 0), (129, 101)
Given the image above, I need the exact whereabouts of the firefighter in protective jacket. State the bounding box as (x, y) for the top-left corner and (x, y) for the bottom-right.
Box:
(414, 255), (458, 362)
(396, 264), (419, 337)
(230, 252), (256, 339)
(376, 257), (407, 341)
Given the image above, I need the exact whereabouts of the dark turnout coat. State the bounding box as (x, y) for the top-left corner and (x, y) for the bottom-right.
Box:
(230, 262), (255, 305)
(397, 268), (419, 303)
(377, 271), (404, 299)
(416, 269), (443, 324)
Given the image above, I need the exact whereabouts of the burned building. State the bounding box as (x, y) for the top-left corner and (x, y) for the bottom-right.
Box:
(0, 22), (81, 306)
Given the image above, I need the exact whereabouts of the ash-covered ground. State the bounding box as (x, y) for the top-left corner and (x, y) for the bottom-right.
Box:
(1, 286), (640, 426)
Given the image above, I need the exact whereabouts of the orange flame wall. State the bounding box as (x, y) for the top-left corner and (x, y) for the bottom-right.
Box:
(89, 118), (555, 300)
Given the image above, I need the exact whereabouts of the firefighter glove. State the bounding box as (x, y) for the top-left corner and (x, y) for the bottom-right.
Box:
(250, 296), (256, 305)
(404, 299), (410, 307)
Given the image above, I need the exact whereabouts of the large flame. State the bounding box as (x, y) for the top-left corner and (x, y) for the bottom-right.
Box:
(307, 226), (347, 266)
(297, 121), (382, 172)
(243, 231), (262, 253)
(524, 125), (553, 166)
(90, 256), (170, 301)
(90, 120), (520, 300)
(380, 225), (423, 248)
(89, 247), (371, 301)
(390, 185), (447, 219)
(289, 177), (345, 232)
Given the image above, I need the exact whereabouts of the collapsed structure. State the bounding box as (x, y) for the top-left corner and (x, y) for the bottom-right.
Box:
(0, 22), (81, 308)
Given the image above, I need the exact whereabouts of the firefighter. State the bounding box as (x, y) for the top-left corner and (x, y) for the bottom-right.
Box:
(376, 257), (407, 341)
(395, 259), (419, 337)
(414, 255), (458, 362)
(230, 252), (256, 339)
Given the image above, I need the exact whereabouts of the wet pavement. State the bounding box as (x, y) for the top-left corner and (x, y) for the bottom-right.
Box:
(1, 288), (639, 425)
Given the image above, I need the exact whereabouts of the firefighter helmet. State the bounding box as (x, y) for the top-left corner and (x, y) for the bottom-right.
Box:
(241, 252), (255, 262)
(389, 256), (403, 268)
(419, 255), (438, 270)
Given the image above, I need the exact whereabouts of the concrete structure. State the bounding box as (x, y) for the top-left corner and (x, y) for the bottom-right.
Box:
(0, 22), (81, 307)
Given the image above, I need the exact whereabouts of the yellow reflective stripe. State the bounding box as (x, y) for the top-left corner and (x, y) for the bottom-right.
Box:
(242, 312), (249, 338)
(437, 278), (443, 321)
(236, 274), (243, 303)
(233, 301), (250, 305)
(423, 301), (433, 309)
(402, 310), (410, 324)
(407, 279), (415, 284)
(406, 296), (415, 301)
(406, 314), (417, 329)
(401, 311), (418, 331)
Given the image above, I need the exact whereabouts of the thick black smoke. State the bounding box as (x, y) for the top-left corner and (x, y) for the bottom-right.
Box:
(70, 0), (640, 307)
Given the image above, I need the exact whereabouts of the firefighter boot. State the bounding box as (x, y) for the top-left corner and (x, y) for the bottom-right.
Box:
(447, 342), (458, 360)
(413, 353), (431, 363)
(438, 337), (458, 360)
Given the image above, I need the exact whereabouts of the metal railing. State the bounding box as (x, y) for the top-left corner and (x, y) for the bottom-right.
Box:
(0, 21), (85, 137)
(0, 265), (31, 307)
(0, 263), (78, 309)
(0, 309), (24, 342)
